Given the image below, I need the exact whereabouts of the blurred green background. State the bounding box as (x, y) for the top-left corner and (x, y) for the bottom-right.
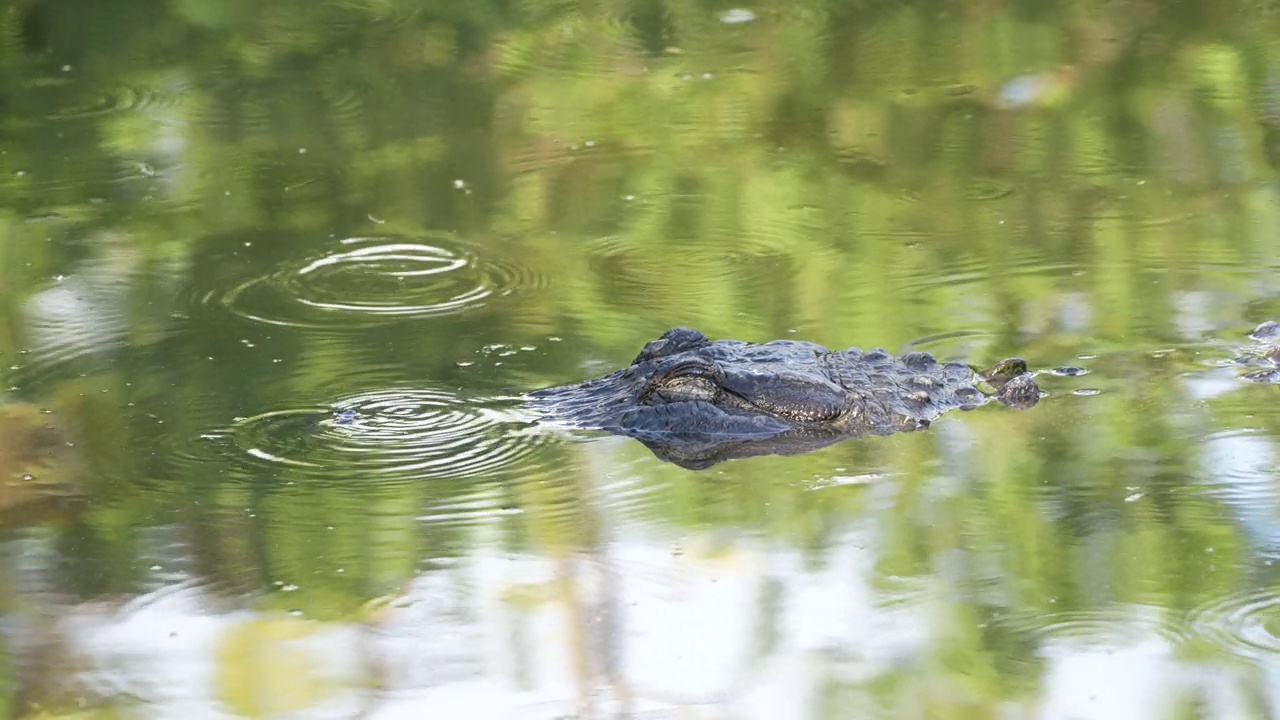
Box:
(2, 0), (1280, 717)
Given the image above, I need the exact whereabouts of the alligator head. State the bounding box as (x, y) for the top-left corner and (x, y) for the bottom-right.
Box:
(530, 327), (1041, 468)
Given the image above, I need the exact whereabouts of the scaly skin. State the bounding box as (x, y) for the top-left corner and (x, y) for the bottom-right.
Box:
(531, 328), (1041, 467)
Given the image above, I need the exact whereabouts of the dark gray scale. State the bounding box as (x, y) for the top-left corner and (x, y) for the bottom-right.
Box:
(863, 372), (894, 395)
(633, 327), (710, 363)
(759, 339), (829, 357)
(909, 374), (939, 389)
(823, 350), (863, 388)
(896, 415), (930, 431)
(704, 340), (751, 362)
(842, 388), (891, 426)
(903, 390), (934, 409)
(900, 351), (937, 370)
(1250, 320), (1280, 342)
(953, 385), (983, 407)
(942, 362), (973, 381)
(995, 374), (1041, 409)
(863, 349), (893, 367)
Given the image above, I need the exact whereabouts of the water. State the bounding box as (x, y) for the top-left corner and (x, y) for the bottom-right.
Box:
(2, 1), (1280, 717)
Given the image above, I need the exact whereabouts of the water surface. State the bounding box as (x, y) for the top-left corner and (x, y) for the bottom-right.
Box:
(3, 1), (1280, 717)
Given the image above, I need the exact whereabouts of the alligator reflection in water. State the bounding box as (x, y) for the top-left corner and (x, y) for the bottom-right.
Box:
(530, 328), (1043, 469)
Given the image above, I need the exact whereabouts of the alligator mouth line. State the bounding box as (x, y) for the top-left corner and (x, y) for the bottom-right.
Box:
(712, 388), (800, 423)
(644, 377), (846, 428)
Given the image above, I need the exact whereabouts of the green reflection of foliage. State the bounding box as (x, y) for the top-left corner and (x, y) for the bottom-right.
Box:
(1, 0), (1280, 714)
(216, 617), (338, 717)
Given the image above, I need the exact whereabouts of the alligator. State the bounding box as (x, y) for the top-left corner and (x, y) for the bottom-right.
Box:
(530, 327), (1043, 469)
(1230, 320), (1280, 382)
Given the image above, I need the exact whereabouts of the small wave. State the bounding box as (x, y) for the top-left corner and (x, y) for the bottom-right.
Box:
(1187, 588), (1280, 659)
(994, 604), (1187, 650)
(29, 79), (185, 122)
(203, 388), (547, 484)
(896, 329), (996, 360)
(189, 234), (542, 331)
(893, 252), (1082, 293)
(1197, 430), (1280, 559)
(492, 11), (641, 81)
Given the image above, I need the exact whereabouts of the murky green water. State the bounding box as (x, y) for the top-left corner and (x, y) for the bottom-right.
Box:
(3, 1), (1280, 717)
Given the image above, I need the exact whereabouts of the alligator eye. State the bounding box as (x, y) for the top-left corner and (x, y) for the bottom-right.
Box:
(641, 357), (724, 404)
(653, 357), (724, 383)
(651, 375), (720, 404)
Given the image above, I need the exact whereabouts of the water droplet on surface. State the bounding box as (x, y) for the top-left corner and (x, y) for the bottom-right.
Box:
(1053, 366), (1089, 376)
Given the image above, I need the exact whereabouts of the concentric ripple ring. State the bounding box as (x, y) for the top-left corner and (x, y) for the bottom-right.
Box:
(210, 235), (534, 330)
(1187, 588), (1280, 659)
(221, 388), (545, 482)
(993, 604), (1187, 651)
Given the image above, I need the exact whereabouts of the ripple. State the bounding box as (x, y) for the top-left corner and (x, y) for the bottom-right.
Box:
(194, 235), (540, 330)
(207, 388), (547, 483)
(4, 167), (173, 204)
(492, 10), (640, 80)
(897, 329), (995, 359)
(894, 250), (1081, 293)
(51, 86), (170, 120)
(578, 234), (810, 318)
(18, 278), (128, 376)
(6, 246), (183, 393)
(321, 83), (369, 129)
(324, 0), (423, 29)
(961, 177), (1016, 202)
(1187, 588), (1280, 659)
(1199, 430), (1280, 559)
(24, 78), (185, 122)
(995, 604), (1187, 650)
(416, 490), (525, 527)
(881, 165), (1012, 207)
